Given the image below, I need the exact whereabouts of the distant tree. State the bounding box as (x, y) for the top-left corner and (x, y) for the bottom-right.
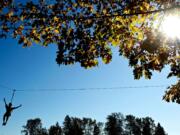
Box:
(141, 117), (156, 135)
(63, 115), (83, 135)
(49, 122), (62, 135)
(21, 118), (48, 135)
(0, 0), (180, 103)
(22, 113), (169, 135)
(154, 123), (167, 135)
(63, 115), (73, 135)
(93, 122), (101, 135)
(39, 128), (48, 135)
(71, 117), (83, 135)
(105, 113), (124, 135)
(82, 118), (96, 135)
(125, 115), (142, 135)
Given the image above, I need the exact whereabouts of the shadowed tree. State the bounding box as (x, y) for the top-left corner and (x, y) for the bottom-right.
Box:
(142, 117), (156, 135)
(22, 113), (168, 135)
(93, 122), (102, 135)
(125, 115), (142, 135)
(105, 113), (124, 135)
(49, 122), (62, 135)
(0, 0), (180, 103)
(63, 115), (83, 135)
(71, 117), (83, 135)
(82, 118), (96, 135)
(154, 123), (167, 135)
(63, 115), (73, 135)
(39, 128), (48, 135)
(21, 118), (48, 135)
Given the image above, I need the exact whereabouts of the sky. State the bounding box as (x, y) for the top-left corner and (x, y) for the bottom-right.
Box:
(0, 1), (180, 135)
(0, 37), (180, 135)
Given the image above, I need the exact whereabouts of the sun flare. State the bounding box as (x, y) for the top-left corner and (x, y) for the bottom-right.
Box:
(161, 15), (180, 39)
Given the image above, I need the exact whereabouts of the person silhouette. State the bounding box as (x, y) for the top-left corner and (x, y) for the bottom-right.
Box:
(2, 98), (22, 126)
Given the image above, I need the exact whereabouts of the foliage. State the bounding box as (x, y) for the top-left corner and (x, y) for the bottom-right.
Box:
(163, 79), (180, 103)
(141, 117), (156, 135)
(0, 0), (180, 103)
(63, 116), (83, 135)
(104, 113), (124, 135)
(21, 113), (167, 135)
(93, 123), (101, 135)
(49, 122), (62, 135)
(82, 118), (97, 135)
(21, 118), (48, 135)
(154, 123), (167, 135)
(125, 115), (142, 135)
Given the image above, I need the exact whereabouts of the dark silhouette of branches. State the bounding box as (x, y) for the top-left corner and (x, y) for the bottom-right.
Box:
(21, 113), (167, 135)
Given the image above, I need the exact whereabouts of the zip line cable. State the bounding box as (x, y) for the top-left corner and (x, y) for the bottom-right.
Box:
(0, 84), (168, 93)
(16, 85), (168, 92)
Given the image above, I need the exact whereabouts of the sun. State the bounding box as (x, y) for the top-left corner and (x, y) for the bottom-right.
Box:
(160, 15), (180, 39)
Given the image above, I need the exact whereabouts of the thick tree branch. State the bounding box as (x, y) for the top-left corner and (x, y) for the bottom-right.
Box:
(71, 5), (180, 21)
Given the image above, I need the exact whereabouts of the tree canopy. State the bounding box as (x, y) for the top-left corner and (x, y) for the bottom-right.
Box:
(21, 113), (167, 135)
(0, 0), (180, 103)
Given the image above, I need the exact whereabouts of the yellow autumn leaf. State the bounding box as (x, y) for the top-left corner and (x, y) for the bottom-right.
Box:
(111, 39), (120, 46)
(126, 40), (134, 49)
(129, 23), (140, 34)
(53, 16), (59, 22)
(7, 11), (14, 17)
(138, 32), (144, 40)
(54, 29), (59, 34)
(143, 2), (150, 10)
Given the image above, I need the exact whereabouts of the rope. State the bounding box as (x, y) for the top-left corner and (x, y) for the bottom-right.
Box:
(10, 89), (16, 103)
(0, 84), (168, 93)
(4, 86), (168, 92)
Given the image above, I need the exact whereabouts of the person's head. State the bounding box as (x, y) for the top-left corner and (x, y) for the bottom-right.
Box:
(9, 103), (12, 107)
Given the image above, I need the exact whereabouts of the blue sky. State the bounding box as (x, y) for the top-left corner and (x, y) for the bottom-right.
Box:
(0, 1), (180, 134)
(0, 37), (180, 135)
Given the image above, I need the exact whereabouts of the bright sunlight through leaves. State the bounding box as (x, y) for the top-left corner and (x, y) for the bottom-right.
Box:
(161, 15), (180, 39)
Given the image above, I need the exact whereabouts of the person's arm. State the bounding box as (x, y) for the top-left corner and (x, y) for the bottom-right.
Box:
(12, 104), (22, 110)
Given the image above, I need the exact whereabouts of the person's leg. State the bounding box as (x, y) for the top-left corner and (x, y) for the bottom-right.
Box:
(5, 115), (10, 123)
(2, 113), (10, 125)
(2, 113), (6, 125)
